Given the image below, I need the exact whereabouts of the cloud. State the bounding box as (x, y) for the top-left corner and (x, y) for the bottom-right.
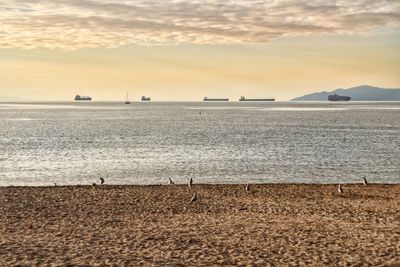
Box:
(0, 0), (399, 49)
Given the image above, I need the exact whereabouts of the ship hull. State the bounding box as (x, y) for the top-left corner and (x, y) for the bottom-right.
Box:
(203, 99), (229, 101)
(239, 99), (275, 101)
(74, 94), (92, 101)
(328, 94), (351, 101)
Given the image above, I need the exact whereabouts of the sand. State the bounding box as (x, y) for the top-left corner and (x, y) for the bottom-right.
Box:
(1, 184), (399, 266)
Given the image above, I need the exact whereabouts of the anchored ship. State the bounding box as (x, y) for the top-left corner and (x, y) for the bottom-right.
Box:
(328, 94), (351, 101)
(74, 95), (92, 101)
(141, 96), (151, 101)
(239, 96), (275, 101)
(203, 97), (229, 101)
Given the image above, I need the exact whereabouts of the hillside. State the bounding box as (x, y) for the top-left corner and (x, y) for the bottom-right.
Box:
(291, 85), (400, 101)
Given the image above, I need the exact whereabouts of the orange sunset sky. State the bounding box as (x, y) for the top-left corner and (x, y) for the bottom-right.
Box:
(0, 0), (399, 101)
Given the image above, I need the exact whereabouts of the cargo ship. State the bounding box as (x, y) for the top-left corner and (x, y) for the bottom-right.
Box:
(141, 96), (151, 101)
(239, 96), (275, 101)
(74, 95), (92, 101)
(203, 97), (229, 101)
(328, 94), (351, 101)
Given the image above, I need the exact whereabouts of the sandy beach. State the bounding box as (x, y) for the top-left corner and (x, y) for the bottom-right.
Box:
(1, 184), (399, 266)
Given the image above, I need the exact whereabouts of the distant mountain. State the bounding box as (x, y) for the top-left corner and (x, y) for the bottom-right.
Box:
(291, 85), (400, 101)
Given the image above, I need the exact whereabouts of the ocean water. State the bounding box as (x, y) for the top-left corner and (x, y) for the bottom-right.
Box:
(0, 101), (399, 186)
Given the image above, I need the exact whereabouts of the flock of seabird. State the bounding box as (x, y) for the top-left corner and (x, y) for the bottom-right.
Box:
(337, 176), (369, 195)
(168, 177), (197, 202)
(80, 175), (369, 200)
(185, 176), (369, 202)
(187, 178), (196, 202)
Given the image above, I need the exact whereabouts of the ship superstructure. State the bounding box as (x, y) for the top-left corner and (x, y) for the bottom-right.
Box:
(328, 94), (351, 101)
(74, 95), (92, 101)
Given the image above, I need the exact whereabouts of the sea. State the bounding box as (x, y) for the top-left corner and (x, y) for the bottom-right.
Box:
(0, 101), (399, 186)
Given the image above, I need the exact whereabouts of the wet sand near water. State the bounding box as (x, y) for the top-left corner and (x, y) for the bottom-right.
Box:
(1, 184), (399, 266)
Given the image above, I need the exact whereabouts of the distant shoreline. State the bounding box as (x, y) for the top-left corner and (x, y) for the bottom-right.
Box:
(2, 99), (400, 103)
(2, 182), (400, 188)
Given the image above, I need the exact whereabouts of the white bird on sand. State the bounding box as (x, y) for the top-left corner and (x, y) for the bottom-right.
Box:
(100, 177), (105, 185)
(191, 193), (198, 202)
(189, 178), (193, 187)
(245, 184), (250, 191)
(363, 177), (368, 186)
(169, 178), (174, 185)
(338, 184), (343, 194)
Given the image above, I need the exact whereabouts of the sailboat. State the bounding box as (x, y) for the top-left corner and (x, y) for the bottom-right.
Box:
(124, 93), (131, 104)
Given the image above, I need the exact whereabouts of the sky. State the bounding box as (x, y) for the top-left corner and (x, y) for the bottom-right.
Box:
(0, 0), (399, 101)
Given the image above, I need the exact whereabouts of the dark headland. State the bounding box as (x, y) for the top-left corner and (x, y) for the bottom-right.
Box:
(292, 85), (400, 101)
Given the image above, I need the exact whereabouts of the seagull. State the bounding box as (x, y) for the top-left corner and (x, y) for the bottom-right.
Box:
(100, 177), (105, 185)
(169, 178), (174, 185)
(245, 184), (250, 191)
(362, 176), (368, 186)
(338, 184), (343, 194)
(189, 178), (193, 187)
(191, 193), (198, 202)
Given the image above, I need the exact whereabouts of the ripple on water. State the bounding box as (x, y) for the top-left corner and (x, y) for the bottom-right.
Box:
(0, 101), (399, 186)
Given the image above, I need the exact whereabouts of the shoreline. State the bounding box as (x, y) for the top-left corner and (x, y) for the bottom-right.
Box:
(1, 184), (399, 265)
(2, 182), (400, 188)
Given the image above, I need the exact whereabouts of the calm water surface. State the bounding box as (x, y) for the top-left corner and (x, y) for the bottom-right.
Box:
(1, 101), (399, 186)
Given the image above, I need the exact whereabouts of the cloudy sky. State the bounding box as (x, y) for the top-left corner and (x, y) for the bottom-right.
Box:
(0, 0), (399, 100)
